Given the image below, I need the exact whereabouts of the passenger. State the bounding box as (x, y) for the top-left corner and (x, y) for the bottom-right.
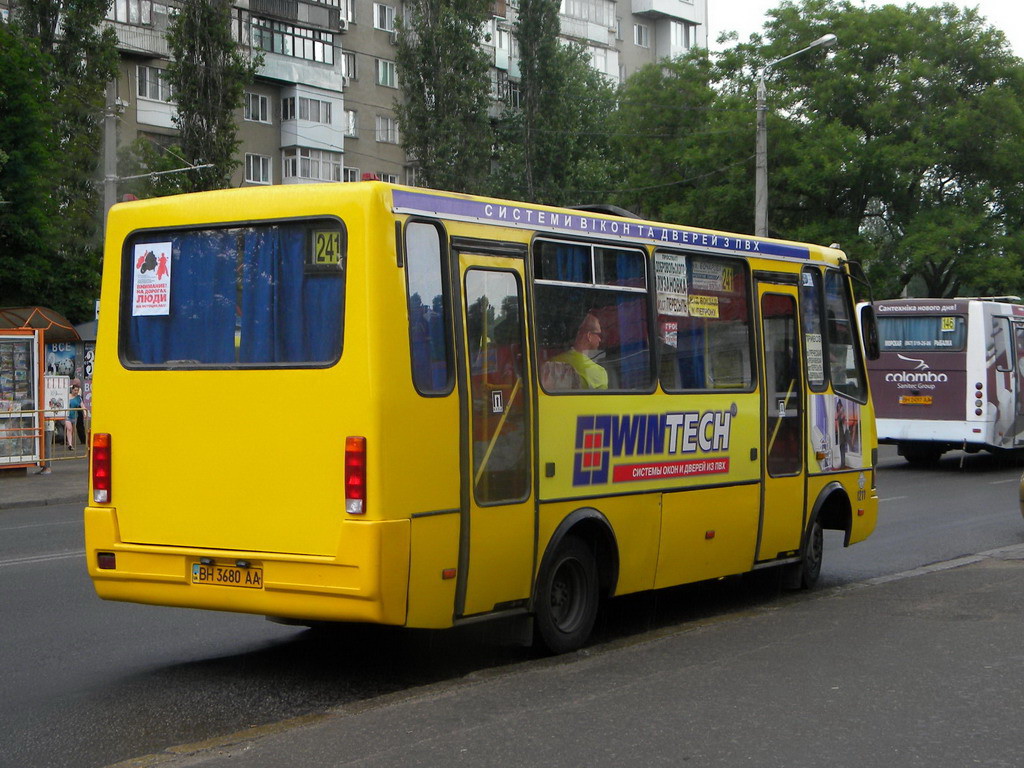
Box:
(551, 312), (608, 390)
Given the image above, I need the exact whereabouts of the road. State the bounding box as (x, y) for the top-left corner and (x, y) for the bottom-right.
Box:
(1, 445), (1022, 768)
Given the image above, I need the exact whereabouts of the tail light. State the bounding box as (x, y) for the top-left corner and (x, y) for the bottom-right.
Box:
(345, 436), (366, 515)
(92, 433), (111, 503)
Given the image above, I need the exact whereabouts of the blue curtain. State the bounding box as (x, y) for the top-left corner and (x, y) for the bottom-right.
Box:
(128, 225), (342, 366)
(130, 231), (237, 364)
(240, 225), (342, 363)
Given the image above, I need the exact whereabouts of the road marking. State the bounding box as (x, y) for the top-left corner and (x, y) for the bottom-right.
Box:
(0, 550), (84, 568)
(1, 520), (79, 532)
(989, 478), (1018, 485)
(878, 496), (906, 502)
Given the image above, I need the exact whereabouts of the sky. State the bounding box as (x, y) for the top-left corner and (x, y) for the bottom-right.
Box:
(707, 1), (1024, 55)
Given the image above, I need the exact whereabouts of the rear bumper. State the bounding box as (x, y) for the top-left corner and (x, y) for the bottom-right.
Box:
(876, 418), (987, 445)
(84, 507), (410, 625)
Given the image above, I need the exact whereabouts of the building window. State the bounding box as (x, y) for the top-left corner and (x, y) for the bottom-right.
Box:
(137, 65), (174, 102)
(380, 173), (399, 184)
(498, 74), (520, 109)
(377, 59), (397, 88)
(375, 115), (400, 144)
(282, 96), (332, 124)
(633, 23), (649, 48)
(373, 3), (396, 31)
(107, 0), (152, 24)
(341, 52), (357, 80)
(244, 92), (271, 123)
(251, 18), (335, 64)
(344, 109), (358, 137)
(671, 21), (694, 49)
(343, 167), (361, 182)
(245, 154), (272, 184)
(282, 147), (343, 182)
(559, 0), (615, 28)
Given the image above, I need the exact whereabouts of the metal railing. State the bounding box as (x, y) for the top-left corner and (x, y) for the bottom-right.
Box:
(0, 407), (90, 465)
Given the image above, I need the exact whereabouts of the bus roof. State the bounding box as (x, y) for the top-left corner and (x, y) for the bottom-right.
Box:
(110, 181), (848, 266)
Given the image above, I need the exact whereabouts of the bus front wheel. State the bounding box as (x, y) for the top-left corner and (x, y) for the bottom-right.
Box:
(784, 516), (823, 590)
(535, 535), (599, 654)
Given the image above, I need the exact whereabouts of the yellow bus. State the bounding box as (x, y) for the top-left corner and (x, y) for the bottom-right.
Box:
(85, 182), (878, 652)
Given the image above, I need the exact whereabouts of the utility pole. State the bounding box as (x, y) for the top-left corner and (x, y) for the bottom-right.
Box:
(103, 81), (118, 238)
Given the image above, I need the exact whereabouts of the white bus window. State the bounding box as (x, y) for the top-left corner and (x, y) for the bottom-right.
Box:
(405, 222), (452, 394)
(877, 315), (967, 352)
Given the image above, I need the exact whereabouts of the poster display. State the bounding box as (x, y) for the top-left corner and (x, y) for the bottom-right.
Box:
(132, 241), (173, 316)
(0, 332), (42, 465)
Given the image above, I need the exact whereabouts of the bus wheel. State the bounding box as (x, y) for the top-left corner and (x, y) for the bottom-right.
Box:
(535, 536), (599, 653)
(785, 516), (823, 590)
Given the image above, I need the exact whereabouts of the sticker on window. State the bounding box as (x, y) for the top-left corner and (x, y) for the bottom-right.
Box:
(688, 294), (719, 318)
(312, 230), (342, 267)
(132, 242), (172, 316)
(655, 252), (688, 316)
(691, 260), (734, 293)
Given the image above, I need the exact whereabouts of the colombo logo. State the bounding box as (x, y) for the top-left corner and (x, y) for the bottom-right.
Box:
(896, 353), (929, 370)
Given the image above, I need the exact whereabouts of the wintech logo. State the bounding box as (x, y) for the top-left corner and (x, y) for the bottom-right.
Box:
(573, 407), (735, 486)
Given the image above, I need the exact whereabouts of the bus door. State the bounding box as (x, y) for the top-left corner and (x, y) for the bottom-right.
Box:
(454, 250), (535, 618)
(756, 282), (806, 561)
(1012, 320), (1024, 445)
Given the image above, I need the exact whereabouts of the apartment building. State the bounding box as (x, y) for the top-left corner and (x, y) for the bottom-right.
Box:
(6, 0), (707, 190)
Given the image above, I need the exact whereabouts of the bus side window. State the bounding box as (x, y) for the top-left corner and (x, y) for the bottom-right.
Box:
(534, 240), (651, 393)
(799, 268), (827, 391)
(824, 270), (867, 402)
(994, 317), (1012, 373)
(405, 221), (452, 394)
(656, 253), (753, 393)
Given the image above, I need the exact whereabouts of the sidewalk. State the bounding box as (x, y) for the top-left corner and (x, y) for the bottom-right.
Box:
(0, 448), (89, 509)
(114, 543), (1024, 768)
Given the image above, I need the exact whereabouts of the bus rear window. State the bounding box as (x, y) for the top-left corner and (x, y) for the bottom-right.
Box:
(878, 315), (966, 352)
(121, 219), (345, 367)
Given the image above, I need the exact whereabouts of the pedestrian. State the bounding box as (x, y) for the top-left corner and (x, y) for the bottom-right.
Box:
(69, 385), (86, 446)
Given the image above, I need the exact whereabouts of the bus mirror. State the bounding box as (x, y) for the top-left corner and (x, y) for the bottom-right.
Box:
(860, 304), (880, 360)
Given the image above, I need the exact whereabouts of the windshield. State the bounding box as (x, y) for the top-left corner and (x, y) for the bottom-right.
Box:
(121, 219), (345, 368)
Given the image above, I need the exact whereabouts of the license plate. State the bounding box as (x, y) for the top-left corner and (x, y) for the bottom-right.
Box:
(191, 562), (264, 589)
(899, 395), (932, 405)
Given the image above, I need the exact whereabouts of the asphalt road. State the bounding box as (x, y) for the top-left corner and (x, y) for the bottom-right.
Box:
(2, 445), (1022, 768)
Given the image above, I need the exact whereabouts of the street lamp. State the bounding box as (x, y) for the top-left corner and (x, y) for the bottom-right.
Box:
(754, 33), (837, 237)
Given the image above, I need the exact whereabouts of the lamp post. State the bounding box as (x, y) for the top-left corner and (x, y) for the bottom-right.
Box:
(755, 33), (837, 238)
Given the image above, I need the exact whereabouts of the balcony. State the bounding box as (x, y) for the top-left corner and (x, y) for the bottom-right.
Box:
(104, 20), (169, 57)
(631, 0), (703, 23)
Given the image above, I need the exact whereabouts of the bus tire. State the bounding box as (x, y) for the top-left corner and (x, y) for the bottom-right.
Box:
(534, 535), (599, 654)
(784, 516), (823, 590)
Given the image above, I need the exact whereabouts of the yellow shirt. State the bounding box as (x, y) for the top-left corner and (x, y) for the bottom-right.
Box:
(551, 349), (608, 389)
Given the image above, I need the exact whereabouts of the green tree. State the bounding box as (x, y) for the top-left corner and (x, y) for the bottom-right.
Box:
(0, 23), (59, 307)
(2, 0), (117, 320)
(610, 51), (753, 225)
(396, 0), (494, 193)
(494, 0), (616, 205)
(116, 138), (193, 200)
(167, 0), (260, 192)
(614, 0), (1024, 299)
